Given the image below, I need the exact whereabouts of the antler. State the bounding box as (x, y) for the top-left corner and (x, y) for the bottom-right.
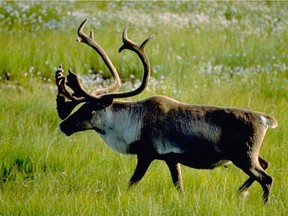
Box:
(101, 25), (154, 100)
(77, 19), (121, 96)
(55, 65), (94, 120)
(55, 19), (122, 119)
(55, 19), (154, 119)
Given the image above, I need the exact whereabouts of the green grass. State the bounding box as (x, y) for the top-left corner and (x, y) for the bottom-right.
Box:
(1, 1), (288, 215)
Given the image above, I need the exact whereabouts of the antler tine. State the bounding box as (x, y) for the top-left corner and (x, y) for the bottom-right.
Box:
(100, 26), (154, 100)
(119, 25), (137, 50)
(55, 65), (90, 102)
(89, 29), (94, 40)
(55, 65), (74, 101)
(55, 65), (88, 120)
(76, 19), (121, 96)
(140, 35), (155, 49)
(119, 25), (155, 52)
(66, 69), (94, 100)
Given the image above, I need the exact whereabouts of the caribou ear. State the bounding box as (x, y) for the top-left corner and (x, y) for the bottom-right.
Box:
(102, 97), (114, 109)
(90, 96), (114, 111)
(56, 95), (80, 120)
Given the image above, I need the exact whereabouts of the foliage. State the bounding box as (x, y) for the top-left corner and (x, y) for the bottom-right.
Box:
(1, 1), (288, 215)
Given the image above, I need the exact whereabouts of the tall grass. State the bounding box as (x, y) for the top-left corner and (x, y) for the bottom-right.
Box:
(1, 1), (288, 215)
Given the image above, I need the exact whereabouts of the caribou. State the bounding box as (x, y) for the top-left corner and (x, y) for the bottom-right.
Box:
(55, 19), (277, 203)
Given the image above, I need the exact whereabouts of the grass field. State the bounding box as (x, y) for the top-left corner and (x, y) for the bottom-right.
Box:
(1, 1), (288, 215)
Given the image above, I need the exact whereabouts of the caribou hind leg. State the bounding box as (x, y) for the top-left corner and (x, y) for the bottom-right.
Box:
(235, 156), (273, 203)
(238, 156), (269, 194)
(253, 167), (273, 203)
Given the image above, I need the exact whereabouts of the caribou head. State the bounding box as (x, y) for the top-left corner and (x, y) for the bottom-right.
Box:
(56, 19), (153, 135)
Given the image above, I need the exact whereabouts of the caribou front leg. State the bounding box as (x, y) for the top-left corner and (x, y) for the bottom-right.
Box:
(128, 155), (153, 189)
(165, 161), (184, 193)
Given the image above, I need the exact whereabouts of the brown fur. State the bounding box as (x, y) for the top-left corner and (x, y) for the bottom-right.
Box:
(60, 95), (277, 203)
